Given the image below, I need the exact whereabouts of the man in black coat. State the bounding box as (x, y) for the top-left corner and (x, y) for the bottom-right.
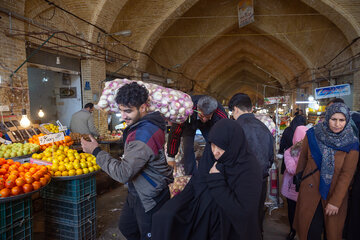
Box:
(167, 95), (228, 175)
(229, 93), (274, 239)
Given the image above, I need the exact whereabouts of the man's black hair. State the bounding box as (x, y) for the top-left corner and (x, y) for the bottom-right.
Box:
(115, 82), (149, 108)
(84, 103), (94, 109)
(228, 93), (252, 112)
(327, 98), (345, 106)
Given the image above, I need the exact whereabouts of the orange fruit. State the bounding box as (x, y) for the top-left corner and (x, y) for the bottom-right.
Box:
(0, 188), (10, 197)
(32, 173), (41, 181)
(15, 178), (25, 187)
(29, 167), (37, 174)
(1, 164), (9, 170)
(39, 177), (47, 186)
(32, 181), (42, 190)
(5, 180), (15, 189)
(24, 176), (34, 184)
(11, 186), (22, 195)
(6, 160), (14, 165)
(22, 163), (31, 169)
(7, 175), (17, 181)
(22, 184), (33, 193)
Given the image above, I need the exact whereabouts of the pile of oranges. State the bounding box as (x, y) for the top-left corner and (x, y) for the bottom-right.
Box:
(0, 158), (51, 198)
(28, 134), (74, 151)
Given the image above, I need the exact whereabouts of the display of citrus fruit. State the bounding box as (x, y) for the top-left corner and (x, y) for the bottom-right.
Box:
(31, 145), (100, 177)
(0, 158), (51, 198)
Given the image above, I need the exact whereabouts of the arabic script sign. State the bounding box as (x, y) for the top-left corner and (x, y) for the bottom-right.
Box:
(315, 84), (351, 99)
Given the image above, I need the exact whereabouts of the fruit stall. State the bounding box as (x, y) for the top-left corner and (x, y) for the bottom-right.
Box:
(0, 126), (100, 239)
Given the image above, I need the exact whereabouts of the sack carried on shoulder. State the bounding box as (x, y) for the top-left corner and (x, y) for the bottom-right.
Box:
(293, 168), (318, 192)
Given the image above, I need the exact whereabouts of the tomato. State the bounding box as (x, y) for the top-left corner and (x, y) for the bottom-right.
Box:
(14, 162), (21, 167)
(11, 186), (22, 195)
(0, 169), (6, 175)
(0, 188), (10, 198)
(24, 176), (34, 184)
(22, 184), (33, 193)
(39, 177), (47, 187)
(5, 180), (15, 189)
(32, 181), (42, 190)
(15, 178), (25, 187)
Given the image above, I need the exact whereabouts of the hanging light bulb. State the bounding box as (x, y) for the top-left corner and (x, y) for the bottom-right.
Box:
(20, 109), (31, 128)
(56, 56), (61, 65)
(38, 106), (45, 118)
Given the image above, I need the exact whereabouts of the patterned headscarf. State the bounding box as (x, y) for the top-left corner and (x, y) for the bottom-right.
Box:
(313, 102), (359, 199)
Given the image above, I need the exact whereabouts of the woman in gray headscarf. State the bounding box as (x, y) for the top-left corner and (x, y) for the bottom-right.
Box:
(293, 103), (359, 240)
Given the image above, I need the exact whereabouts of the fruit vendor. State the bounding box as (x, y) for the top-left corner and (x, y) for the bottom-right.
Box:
(81, 82), (173, 240)
(70, 102), (100, 137)
(167, 95), (228, 175)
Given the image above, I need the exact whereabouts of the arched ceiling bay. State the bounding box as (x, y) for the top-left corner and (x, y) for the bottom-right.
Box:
(144, 0), (353, 99)
(22, 0), (360, 100)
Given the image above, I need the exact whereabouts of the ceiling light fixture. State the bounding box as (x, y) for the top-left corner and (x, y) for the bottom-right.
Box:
(20, 109), (31, 128)
(38, 106), (45, 118)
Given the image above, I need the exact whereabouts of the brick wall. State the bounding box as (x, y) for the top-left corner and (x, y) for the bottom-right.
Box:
(81, 59), (108, 135)
(0, 0), (29, 116)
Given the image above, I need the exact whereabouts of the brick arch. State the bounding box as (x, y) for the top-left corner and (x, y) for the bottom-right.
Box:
(302, 0), (360, 46)
(209, 61), (284, 94)
(217, 70), (279, 99)
(191, 40), (297, 89)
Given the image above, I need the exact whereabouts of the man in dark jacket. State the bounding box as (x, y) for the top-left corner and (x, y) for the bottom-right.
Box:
(81, 82), (173, 240)
(229, 93), (274, 238)
(167, 95), (228, 175)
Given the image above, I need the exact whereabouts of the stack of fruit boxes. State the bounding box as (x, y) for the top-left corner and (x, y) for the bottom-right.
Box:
(42, 175), (97, 240)
(0, 197), (32, 239)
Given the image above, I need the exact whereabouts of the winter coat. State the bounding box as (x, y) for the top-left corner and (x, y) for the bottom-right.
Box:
(167, 95), (227, 158)
(281, 126), (307, 201)
(236, 113), (274, 178)
(94, 111), (173, 212)
(70, 109), (99, 137)
(293, 136), (359, 240)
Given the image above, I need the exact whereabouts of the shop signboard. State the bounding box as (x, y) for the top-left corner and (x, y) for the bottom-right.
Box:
(39, 132), (64, 145)
(264, 96), (289, 105)
(315, 84), (351, 99)
(238, 0), (254, 28)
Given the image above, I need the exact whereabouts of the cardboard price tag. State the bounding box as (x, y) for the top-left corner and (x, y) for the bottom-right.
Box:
(38, 132), (65, 145)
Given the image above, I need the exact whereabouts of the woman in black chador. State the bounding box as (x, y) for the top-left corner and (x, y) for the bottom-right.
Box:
(152, 119), (263, 240)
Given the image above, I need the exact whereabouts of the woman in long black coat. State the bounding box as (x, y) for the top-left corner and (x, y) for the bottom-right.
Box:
(151, 119), (263, 240)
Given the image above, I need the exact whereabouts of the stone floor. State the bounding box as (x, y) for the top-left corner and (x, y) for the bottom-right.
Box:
(95, 184), (290, 240)
(33, 172), (290, 240)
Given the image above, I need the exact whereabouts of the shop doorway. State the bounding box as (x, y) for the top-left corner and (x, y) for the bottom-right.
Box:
(28, 67), (82, 127)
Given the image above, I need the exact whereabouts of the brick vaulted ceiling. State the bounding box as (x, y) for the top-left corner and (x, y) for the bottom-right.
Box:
(23, 0), (360, 101)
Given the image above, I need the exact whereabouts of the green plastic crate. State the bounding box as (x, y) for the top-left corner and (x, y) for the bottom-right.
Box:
(41, 176), (96, 203)
(0, 197), (32, 234)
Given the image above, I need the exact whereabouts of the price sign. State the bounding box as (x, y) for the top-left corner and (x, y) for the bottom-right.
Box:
(38, 132), (65, 145)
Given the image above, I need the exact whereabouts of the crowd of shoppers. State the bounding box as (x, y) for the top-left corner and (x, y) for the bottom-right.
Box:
(80, 81), (360, 240)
